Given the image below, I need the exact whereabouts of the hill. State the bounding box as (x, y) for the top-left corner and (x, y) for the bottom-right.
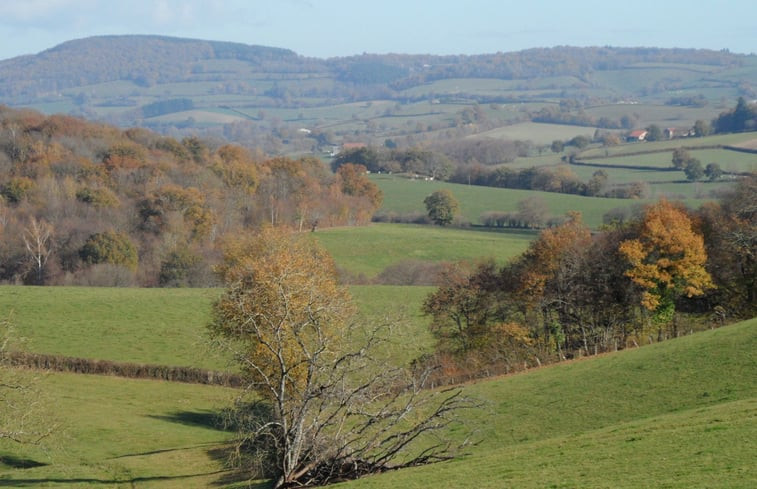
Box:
(340, 318), (757, 488)
(2, 35), (756, 154)
(1, 305), (753, 487)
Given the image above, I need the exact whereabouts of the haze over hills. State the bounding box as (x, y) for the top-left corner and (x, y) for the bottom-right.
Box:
(1, 35), (756, 153)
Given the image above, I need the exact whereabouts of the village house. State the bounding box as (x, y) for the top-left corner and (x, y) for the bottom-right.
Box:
(627, 130), (648, 142)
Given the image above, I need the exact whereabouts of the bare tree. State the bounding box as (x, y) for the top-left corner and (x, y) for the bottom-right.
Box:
(1, 319), (55, 444)
(209, 227), (475, 488)
(22, 217), (54, 285)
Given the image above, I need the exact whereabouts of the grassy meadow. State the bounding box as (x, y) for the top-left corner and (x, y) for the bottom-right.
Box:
(337, 318), (757, 489)
(0, 285), (435, 369)
(312, 223), (534, 278)
(2, 308), (754, 488)
(372, 175), (653, 228)
(0, 371), (239, 488)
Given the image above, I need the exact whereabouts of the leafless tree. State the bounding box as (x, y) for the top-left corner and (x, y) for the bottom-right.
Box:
(22, 217), (54, 285)
(1, 319), (55, 444)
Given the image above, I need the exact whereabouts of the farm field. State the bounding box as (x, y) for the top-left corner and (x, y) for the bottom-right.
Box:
(339, 318), (757, 489)
(313, 224), (534, 279)
(473, 122), (601, 145)
(0, 371), (239, 488)
(0, 285), (434, 369)
(2, 310), (754, 488)
(578, 131), (757, 158)
(372, 175), (654, 228)
(578, 147), (757, 173)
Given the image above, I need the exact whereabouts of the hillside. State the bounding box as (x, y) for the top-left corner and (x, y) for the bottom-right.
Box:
(2, 35), (756, 153)
(340, 318), (757, 488)
(1, 306), (754, 487)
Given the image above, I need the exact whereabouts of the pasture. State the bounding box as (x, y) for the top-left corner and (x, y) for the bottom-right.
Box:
(313, 224), (534, 279)
(577, 131), (757, 158)
(372, 175), (653, 228)
(0, 371), (239, 488)
(473, 122), (600, 145)
(1, 304), (753, 488)
(340, 318), (757, 488)
(0, 285), (434, 369)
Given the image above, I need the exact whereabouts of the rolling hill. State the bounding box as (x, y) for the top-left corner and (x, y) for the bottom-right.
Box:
(1, 292), (753, 487)
(2, 36), (756, 153)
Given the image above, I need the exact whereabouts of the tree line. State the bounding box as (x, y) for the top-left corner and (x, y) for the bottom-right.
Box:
(420, 178), (756, 383)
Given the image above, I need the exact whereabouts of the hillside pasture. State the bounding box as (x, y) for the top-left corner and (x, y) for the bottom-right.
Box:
(578, 131), (757, 158)
(0, 285), (433, 369)
(2, 312), (753, 488)
(0, 286), (222, 369)
(339, 318), (757, 488)
(372, 174), (650, 228)
(689, 148), (757, 173)
(584, 102), (723, 128)
(473, 122), (600, 145)
(0, 371), (239, 488)
(313, 223), (534, 279)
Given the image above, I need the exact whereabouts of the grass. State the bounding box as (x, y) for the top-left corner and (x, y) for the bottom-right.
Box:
(578, 131), (757, 158)
(313, 223), (534, 278)
(0, 285), (434, 368)
(474, 122), (601, 145)
(0, 372), (239, 488)
(372, 174), (655, 229)
(0, 286), (224, 369)
(2, 308), (753, 488)
(337, 318), (757, 488)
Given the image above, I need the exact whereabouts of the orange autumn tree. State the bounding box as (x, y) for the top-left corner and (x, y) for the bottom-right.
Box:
(619, 200), (714, 323)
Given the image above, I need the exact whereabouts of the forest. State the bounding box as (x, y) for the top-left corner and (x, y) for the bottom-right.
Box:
(0, 105), (382, 286)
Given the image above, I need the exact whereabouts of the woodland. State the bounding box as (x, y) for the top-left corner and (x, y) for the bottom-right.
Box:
(0, 105), (382, 286)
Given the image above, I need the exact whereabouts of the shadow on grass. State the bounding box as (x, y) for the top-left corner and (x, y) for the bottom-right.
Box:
(148, 409), (231, 431)
(0, 470), (258, 487)
(0, 454), (47, 469)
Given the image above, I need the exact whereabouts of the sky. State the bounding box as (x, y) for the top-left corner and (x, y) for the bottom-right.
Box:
(0, 0), (755, 61)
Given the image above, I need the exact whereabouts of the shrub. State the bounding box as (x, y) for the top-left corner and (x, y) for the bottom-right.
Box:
(79, 231), (138, 271)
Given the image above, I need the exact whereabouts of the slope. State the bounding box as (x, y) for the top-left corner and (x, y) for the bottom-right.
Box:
(338, 318), (757, 488)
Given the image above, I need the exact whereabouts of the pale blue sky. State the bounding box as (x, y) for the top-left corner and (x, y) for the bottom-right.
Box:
(0, 0), (754, 60)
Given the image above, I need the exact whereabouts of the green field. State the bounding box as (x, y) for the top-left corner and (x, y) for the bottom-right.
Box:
(0, 286), (223, 369)
(2, 308), (754, 488)
(0, 372), (238, 488)
(339, 319), (757, 488)
(578, 131), (757, 158)
(474, 122), (601, 145)
(313, 223), (534, 278)
(0, 285), (434, 369)
(372, 174), (656, 228)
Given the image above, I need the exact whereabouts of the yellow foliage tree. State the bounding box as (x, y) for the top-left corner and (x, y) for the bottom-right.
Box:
(619, 200), (714, 321)
(209, 227), (472, 488)
(211, 226), (351, 395)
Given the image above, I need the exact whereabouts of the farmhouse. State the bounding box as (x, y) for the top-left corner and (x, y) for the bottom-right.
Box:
(627, 130), (648, 142)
